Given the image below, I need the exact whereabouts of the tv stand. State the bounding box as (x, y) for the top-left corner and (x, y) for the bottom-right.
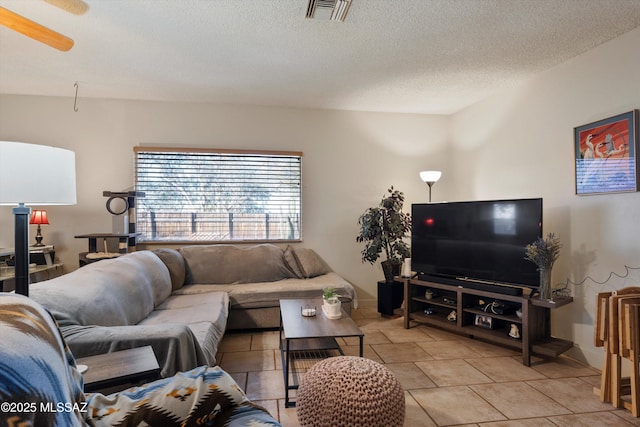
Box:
(403, 277), (573, 366)
(418, 274), (523, 296)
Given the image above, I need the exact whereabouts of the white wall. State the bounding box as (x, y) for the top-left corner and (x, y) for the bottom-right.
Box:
(449, 26), (640, 367)
(0, 96), (449, 305)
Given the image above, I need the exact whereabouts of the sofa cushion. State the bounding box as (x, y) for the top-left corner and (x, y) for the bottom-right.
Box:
(293, 248), (332, 278)
(283, 245), (304, 278)
(175, 272), (357, 310)
(153, 248), (186, 290)
(143, 291), (229, 366)
(179, 244), (294, 284)
(31, 251), (171, 327)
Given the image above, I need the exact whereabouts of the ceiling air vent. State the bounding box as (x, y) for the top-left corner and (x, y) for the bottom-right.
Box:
(306, 0), (352, 22)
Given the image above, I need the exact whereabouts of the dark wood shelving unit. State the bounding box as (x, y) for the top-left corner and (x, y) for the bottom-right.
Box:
(403, 277), (573, 366)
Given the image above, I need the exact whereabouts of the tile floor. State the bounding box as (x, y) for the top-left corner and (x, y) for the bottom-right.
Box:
(217, 307), (639, 426)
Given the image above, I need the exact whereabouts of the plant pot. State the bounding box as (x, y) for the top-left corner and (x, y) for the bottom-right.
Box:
(323, 297), (342, 319)
(381, 260), (402, 283)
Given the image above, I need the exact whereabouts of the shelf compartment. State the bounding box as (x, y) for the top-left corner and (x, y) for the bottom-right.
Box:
(412, 296), (458, 310)
(409, 311), (458, 330)
(463, 307), (523, 324)
(461, 325), (523, 349)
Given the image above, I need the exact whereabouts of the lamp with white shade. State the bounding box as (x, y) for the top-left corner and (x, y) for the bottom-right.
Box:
(419, 170), (442, 202)
(0, 141), (76, 296)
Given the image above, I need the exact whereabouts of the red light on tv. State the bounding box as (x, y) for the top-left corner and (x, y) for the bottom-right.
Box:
(425, 218), (435, 226)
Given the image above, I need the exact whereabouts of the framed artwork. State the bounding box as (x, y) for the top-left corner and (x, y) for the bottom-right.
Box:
(574, 110), (639, 195)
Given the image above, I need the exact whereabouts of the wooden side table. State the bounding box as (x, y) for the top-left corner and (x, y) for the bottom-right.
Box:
(77, 346), (161, 393)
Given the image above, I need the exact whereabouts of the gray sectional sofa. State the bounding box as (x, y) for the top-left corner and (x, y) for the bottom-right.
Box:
(29, 244), (356, 378)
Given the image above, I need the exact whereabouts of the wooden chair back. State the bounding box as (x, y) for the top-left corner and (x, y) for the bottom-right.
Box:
(609, 289), (640, 355)
(620, 298), (640, 358)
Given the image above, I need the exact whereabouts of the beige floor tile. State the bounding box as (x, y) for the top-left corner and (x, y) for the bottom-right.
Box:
(246, 369), (286, 401)
(410, 386), (506, 425)
(341, 344), (383, 362)
(613, 409), (640, 426)
(277, 399), (301, 427)
(380, 316), (406, 328)
(252, 331), (280, 350)
(418, 340), (481, 359)
(372, 342), (433, 363)
(351, 307), (380, 320)
(380, 327), (436, 343)
(526, 377), (614, 413)
(384, 362), (437, 390)
(469, 382), (571, 419)
(548, 411), (636, 426)
(457, 338), (520, 357)
(228, 314), (615, 426)
(578, 374), (602, 387)
(220, 349), (276, 373)
(416, 324), (466, 341)
(356, 317), (399, 330)
(404, 391), (438, 427)
(275, 350), (283, 370)
(218, 333), (252, 352)
(530, 356), (600, 379)
(480, 418), (557, 426)
(466, 356), (547, 382)
(415, 359), (492, 387)
(343, 330), (391, 346)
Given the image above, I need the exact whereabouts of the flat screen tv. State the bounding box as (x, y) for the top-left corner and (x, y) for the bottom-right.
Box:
(411, 198), (542, 290)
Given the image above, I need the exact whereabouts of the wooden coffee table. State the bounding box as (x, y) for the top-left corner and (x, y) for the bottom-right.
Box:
(77, 346), (161, 393)
(279, 298), (364, 407)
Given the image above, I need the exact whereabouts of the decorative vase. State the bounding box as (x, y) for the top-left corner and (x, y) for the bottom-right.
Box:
(539, 267), (552, 300)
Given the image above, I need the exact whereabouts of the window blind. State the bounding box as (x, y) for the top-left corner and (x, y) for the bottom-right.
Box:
(135, 147), (302, 242)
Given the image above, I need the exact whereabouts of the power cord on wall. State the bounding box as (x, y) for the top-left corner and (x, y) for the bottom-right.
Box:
(556, 265), (640, 289)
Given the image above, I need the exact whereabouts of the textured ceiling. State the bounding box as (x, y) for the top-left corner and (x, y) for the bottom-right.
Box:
(1, 0), (640, 114)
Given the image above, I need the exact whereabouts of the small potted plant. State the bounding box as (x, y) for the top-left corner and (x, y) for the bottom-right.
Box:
(322, 287), (342, 319)
(356, 187), (411, 282)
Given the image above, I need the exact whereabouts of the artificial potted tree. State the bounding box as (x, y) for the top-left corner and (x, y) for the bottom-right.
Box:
(356, 186), (411, 283)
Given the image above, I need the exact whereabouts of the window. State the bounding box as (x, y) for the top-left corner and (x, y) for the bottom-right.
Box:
(134, 147), (302, 243)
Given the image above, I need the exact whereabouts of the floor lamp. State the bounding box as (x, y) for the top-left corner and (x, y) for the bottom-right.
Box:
(419, 170), (442, 202)
(0, 142), (76, 296)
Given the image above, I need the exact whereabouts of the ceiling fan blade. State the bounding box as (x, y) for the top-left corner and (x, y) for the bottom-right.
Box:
(0, 6), (74, 51)
(43, 0), (88, 16)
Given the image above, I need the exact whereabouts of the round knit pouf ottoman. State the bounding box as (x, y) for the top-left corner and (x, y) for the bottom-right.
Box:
(296, 356), (405, 427)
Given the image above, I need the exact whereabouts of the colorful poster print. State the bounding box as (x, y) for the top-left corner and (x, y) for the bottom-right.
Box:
(574, 110), (639, 195)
